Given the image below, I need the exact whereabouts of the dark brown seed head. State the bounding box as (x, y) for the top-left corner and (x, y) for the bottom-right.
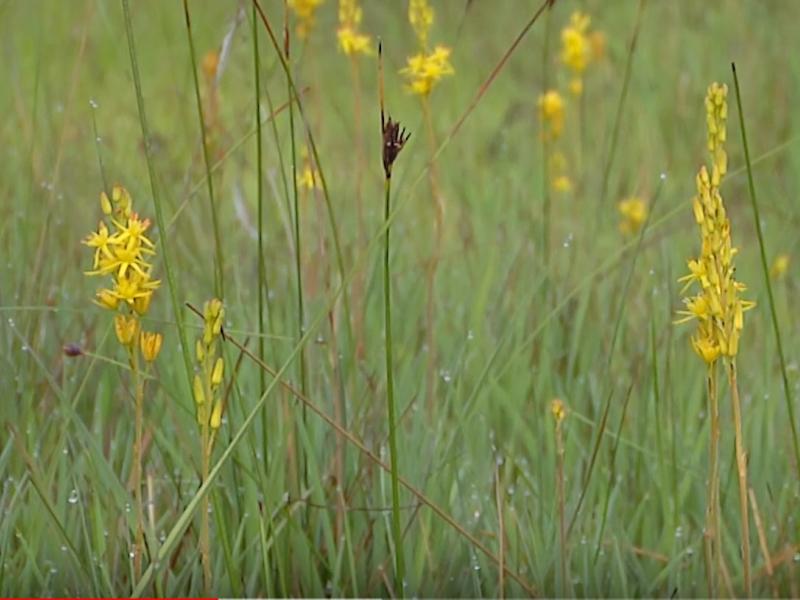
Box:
(382, 115), (410, 179)
(63, 343), (84, 357)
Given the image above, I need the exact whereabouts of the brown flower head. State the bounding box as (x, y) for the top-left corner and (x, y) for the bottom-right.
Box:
(381, 113), (410, 179)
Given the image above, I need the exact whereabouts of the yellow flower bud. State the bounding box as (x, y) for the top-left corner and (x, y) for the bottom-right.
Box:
(100, 192), (112, 215)
(132, 291), (152, 316)
(196, 339), (205, 362)
(95, 288), (120, 310)
(211, 357), (224, 387)
(551, 398), (567, 424)
(193, 374), (205, 406)
(210, 402), (223, 430)
(114, 314), (139, 347)
(140, 331), (163, 362)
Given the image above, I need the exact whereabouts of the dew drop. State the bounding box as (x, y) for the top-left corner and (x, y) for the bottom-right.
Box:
(67, 489), (79, 504)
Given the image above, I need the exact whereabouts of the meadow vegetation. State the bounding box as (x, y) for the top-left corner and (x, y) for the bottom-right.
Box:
(2, 0), (800, 596)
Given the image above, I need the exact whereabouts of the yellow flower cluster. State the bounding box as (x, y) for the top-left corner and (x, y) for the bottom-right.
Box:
(337, 0), (371, 55)
(401, 45), (454, 97)
(83, 186), (163, 361)
(288, 0), (324, 40)
(401, 0), (453, 97)
(193, 298), (226, 430)
(678, 83), (754, 364)
(560, 11), (602, 96)
(617, 196), (648, 235)
(84, 186), (160, 314)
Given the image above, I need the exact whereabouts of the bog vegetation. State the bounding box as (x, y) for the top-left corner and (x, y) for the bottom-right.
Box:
(2, 0), (799, 597)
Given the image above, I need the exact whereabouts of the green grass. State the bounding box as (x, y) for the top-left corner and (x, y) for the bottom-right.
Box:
(2, 0), (800, 596)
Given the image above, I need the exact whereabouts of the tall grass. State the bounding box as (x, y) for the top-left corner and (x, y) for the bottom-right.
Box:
(3, 1), (800, 597)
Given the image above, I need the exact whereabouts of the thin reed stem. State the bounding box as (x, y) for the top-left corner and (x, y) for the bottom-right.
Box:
(284, 28), (309, 491)
(182, 0), (224, 299)
(121, 0), (193, 387)
(555, 419), (567, 596)
(131, 345), (144, 582)
(704, 363), (721, 598)
(421, 98), (441, 415)
(540, 4), (552, 267)
(383, 176), (405, 595)
(252, 3), (270, 470)
(731, 62), (800, 479)
(201, 422), (212, 592)
(727, 360), (751, 597)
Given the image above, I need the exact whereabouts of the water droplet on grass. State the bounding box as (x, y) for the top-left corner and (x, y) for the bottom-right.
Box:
(67, 489), (79, 504)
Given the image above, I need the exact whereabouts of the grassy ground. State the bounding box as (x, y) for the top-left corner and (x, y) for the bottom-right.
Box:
(2, 0), (800, 596)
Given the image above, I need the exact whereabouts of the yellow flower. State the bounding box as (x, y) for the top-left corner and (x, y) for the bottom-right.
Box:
(400, 45), (454, 97)
(617, 196), (648, 235)
(337, 0), (371, 55)
(140, 331), (163, 362)
(297, 148), (321, 190)
(561, 11), (590, 78)
(83, 221), (119, 269)
(409, 0), (434, 49)
(552, 175), (573, 193)
(114, 313), (140, 347)
(195, 298), (226, 432)
(770, 253), (790, 280)
(538, 90), (565, 141)
(550, 398), (567, 424)
(288, 0), (324, 40)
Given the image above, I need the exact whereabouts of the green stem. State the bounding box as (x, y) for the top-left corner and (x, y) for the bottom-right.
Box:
(705, 363), (721, 598)
(182, 0), (224, 299)
(252, 2), (270, 471)
(383, 177), (405, 595)
(121, 0), (193, 389)
(285, 34), (309, 493)
(731, 62), (800, 479)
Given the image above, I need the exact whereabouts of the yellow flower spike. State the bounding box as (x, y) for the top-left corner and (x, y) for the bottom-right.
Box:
(114, 314), (140, 347)
(288, 0), (324, 40)
(409, 0), (434, 49)
(140, 331), (163, 362)
(193, 374), (205, 406)
(211, 357), (224, 388)
(678, 82), (753, 361)
(770, 253), (790, 280)
(550, 398), (567, 425)
(337, 0), (371, 55)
